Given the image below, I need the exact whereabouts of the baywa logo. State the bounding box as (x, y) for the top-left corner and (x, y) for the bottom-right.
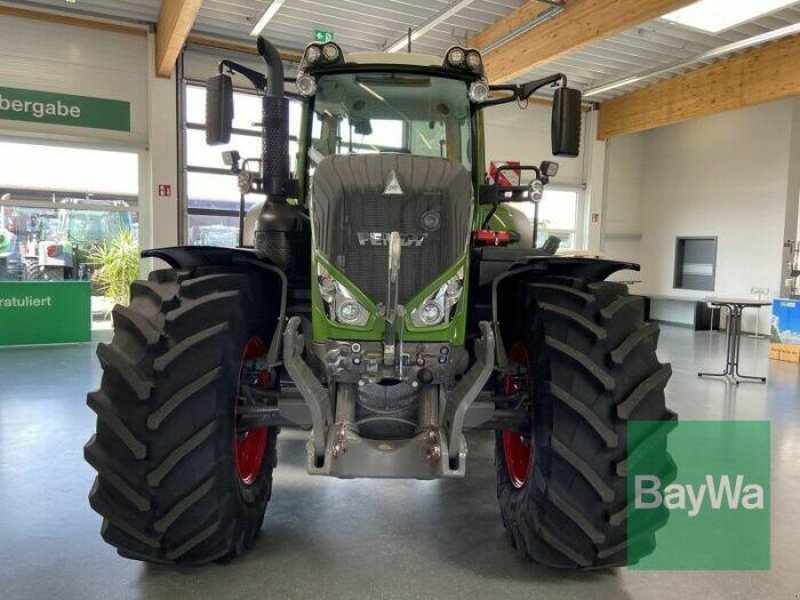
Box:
(635, 474), (765, 518)
(627, 420), (770, 570)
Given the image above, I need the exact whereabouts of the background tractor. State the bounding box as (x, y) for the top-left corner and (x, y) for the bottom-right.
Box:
(86, 36), (675, 568)
(24, 201), (133, 282)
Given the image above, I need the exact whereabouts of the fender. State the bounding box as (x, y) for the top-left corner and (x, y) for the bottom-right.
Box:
(142, 245), (273, 270)
(142, 245), (288, 365)
(479, 251), (640, 369)
(477, 245), (638, 287)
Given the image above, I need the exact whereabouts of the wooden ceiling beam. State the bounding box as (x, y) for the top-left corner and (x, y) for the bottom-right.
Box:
(467, 0), (551, 50)
(597, 35), (800, 139)
(155, 0), (203, 78)
(476, 0), (696, 84)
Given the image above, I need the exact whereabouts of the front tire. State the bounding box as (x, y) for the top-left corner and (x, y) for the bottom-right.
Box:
(496, 276), (677, 569)
(85, 267), (279, 564)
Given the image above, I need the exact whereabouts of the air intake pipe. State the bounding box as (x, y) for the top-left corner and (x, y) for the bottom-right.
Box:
(254, 36), (310, 279)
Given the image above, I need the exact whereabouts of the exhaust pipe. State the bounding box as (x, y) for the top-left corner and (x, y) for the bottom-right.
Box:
(257, 36), (289, 201)
(253, 37), (311, 279)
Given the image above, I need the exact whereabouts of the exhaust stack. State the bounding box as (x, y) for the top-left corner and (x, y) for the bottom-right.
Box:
(256, 36), (290, 201)
(253, 37), (310, 280)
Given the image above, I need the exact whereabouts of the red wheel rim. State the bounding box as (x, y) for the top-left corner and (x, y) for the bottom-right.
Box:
(502, 342), (532, 489)
(236, 337), (270, 486)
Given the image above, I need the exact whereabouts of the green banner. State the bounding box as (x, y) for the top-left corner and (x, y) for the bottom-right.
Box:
(628, 420), (770, 570)
(0, 86), (130, 132)
(0, 282), (91, 346)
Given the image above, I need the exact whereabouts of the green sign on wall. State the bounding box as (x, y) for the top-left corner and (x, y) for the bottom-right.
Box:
(314, 29), (334, 42)
(0, 282), (91, 346)
(0, 86), (130, 132)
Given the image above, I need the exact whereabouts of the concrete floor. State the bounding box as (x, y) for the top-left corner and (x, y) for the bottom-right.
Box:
(0, 326), (798, 599)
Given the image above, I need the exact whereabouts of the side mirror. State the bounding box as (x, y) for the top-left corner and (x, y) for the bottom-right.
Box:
(206, 73), (234, 145)
(551, 87), (582, 157)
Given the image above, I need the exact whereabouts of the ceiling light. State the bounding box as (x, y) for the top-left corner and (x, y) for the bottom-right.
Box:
(662, 0), (799, 34)
(249, 0), (286, 37)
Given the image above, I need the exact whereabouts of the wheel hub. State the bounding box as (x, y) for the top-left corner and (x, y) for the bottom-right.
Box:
(236, 337), (270, 486)
(502, 342), (532, 489)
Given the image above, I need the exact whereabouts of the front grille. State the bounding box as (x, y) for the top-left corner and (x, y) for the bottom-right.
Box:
(311, 154), (472, 304)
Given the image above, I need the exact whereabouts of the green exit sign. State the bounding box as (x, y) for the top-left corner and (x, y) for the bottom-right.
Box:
(314, 29), (333, 42)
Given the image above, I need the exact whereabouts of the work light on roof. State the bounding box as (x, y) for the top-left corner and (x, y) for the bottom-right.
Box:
(444, 46), (485, 76)
(446, 47), (465, 67)
(304, 44), (321, 64)
(322, 42), (341, 62)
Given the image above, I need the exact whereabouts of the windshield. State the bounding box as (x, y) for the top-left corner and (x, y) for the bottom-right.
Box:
(65, 210), (127, 242)
(311, 72), (473, 171)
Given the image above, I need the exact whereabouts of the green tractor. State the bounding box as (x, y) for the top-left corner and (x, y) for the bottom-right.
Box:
(22, 204), (133, 282)
(85, 37), (675, 568)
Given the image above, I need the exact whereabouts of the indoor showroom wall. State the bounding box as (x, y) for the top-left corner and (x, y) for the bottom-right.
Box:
(0, 14), (180, 262)
(601, 98), (800, 333)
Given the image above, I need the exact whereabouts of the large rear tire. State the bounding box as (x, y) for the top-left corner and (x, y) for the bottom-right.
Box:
(496, 276), (677, 569)
(85, 266), (280, 564)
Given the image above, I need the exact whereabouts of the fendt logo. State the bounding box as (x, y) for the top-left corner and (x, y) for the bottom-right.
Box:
(635, 474), (765, 518)
(383, 170), (404, 195)
(357, 233), (426, 247)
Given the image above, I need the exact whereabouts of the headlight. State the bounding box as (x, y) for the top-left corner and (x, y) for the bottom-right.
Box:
(410, 268), (464, 328)
(417, 302), (443, 326)
(318, 264), (369, 327)
(337, 300), (363, 324)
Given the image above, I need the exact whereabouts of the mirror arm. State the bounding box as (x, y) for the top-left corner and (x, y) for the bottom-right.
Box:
(519, 73), (565, 100)
(218, 60), (267, 91)
(481, 73), (568, 108)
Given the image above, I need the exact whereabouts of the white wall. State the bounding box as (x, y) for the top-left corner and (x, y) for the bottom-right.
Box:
(601, 132), (645, 270)
(602, 98), (800, 333)
(639, 99), (793, 302)
(0, 15), (148, 147)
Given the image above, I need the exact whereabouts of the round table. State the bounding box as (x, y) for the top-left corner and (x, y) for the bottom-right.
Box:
(697, 298), (770, 384)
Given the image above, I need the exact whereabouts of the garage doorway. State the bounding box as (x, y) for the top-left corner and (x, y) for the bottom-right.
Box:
(0, 138), (139, 330)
